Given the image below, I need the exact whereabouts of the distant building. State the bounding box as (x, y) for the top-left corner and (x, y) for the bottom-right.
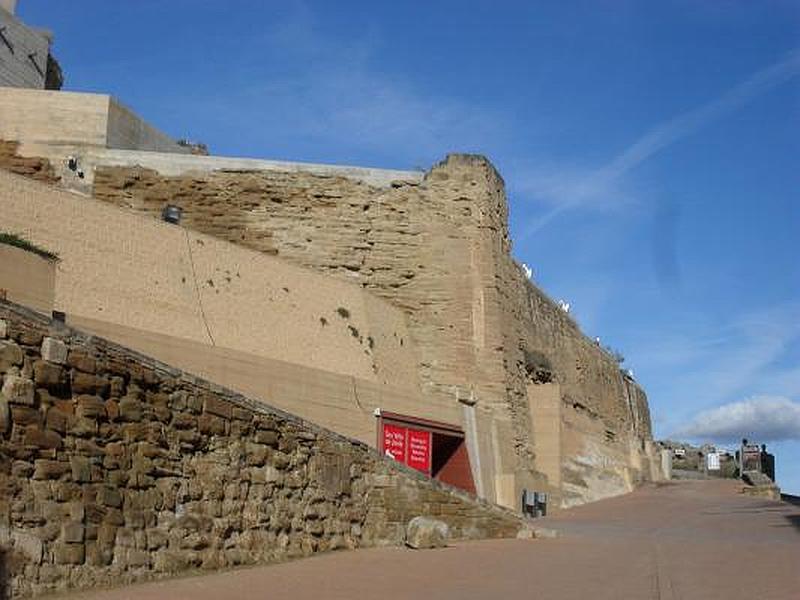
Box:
(0, 0), (62, 89)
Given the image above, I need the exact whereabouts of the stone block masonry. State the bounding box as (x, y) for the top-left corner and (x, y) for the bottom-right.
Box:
(0, 301), (522, 598)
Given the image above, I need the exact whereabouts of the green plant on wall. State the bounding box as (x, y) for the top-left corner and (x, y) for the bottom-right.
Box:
(0, 232), (59, 261)
(603, 345), (625, 364)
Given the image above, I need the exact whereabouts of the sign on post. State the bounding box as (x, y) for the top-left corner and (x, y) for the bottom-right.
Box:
(381, 422), (432, 475)
(407, 429), (432, 473)
(382, 423), (406, 461)
(707, 452), (720, 471)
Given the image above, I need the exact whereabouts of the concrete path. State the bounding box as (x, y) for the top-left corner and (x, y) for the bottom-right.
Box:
(60, 480), (800, 600)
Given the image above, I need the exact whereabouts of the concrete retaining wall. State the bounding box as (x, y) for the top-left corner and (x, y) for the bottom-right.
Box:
(0, 89), (109, 147)
(0, 244), (55, 314)
(0, 88), (188, 158)
(106, 99), (193, 154)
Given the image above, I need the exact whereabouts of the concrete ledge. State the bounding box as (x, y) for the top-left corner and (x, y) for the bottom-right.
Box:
(0, 88), (188, 153)
(79, 147), (424, 188)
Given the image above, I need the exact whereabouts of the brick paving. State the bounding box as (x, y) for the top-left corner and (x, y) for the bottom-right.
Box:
(58, 480), (800, 600)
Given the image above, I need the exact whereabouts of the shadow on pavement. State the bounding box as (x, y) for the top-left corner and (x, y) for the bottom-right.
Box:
(783, 514), (800, 533)
(778, 495), (800, 533)
(781, 494), (800, 507)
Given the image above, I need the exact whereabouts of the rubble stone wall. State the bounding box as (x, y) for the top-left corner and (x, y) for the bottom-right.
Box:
(0, 301), (522, 598)
(0, 141), (58, 184)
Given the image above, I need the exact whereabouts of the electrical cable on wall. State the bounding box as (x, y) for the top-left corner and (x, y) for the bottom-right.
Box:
(183, 229), (216, 346)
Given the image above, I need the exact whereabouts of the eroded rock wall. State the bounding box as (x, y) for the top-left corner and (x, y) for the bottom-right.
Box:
(93, 156), (513, 427)
(90, 154), (660, 506)
(0, 302), (522, 598)
(0, 140), (58, 184)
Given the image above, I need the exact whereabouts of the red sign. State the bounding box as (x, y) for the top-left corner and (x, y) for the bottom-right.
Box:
(381, 422), (432, 475)
(382, 423), (406, 461)
(407, 429), (431, 473)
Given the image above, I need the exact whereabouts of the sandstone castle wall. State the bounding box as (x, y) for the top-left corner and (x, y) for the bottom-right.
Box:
(0, 301), (522, 598)
(90, 153), (660, 505)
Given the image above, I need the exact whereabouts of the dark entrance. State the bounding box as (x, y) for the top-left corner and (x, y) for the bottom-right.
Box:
(377, 410), (476, 494)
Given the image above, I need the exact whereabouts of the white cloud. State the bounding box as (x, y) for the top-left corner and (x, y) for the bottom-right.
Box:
(636, 302), (800, 396)
(675, 396), (800, 443)
(180, 4), (505, 166)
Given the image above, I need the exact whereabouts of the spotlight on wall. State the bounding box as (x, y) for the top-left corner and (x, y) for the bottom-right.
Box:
(161, 204), (183, 225)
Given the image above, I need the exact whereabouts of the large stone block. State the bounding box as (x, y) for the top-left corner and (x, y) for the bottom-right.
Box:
(86, 541), (114, 566)
(76, 395), (107, 419)
(45, 407), (68, 433)
(62, 521), (86, 543)
(69, 456), (91, 482)
(11, 405), (41, 426)
(255, 429), (278, 446)
(118, 397), (144, 422)
(0, 339), (23, 370)
(2, 374), (35, 405)
(41, 337), (68, 365)
(33, 360), (65, 388)
(24, 425), (63, 449)
(55, 542), (85, 565)
(146, 528), (168, 550)
(0, 397), (9, 434)
(12, 530), (44, 564)
(67, 349), (97, 374)
(96, 523), (118, 546)
(33, 459), (70, 480)
(172, 412), (196, 429)
(126, 549), (151, 568)
(404, 516), (450, 549)
(68, 416), (98, 437)
(198, 413), (226, 435)
(73, 372), (109, 396)
(203, 396), (233, 419)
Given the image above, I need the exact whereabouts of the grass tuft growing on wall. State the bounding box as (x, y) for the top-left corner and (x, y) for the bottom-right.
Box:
(0, 232), (59, 261)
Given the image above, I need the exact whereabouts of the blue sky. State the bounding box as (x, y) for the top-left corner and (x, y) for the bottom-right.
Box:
(21, 1), (800, 492)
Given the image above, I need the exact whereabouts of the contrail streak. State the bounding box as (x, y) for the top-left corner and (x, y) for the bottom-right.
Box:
(522, 48), (800, 237)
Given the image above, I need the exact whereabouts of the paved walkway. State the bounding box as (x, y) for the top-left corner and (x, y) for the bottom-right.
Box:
(61, 480), (800, 600)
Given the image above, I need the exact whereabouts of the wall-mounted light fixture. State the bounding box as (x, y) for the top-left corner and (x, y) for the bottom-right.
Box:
(162, 205), (182, 225)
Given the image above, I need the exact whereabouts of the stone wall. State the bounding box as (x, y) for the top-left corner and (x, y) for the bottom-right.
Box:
(0, 88), (188, 179)
(91, 153), (660, 506)
(0, 141), (57, 184)
(0, 301), (522, 598)
(105, 98), (191, 155)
